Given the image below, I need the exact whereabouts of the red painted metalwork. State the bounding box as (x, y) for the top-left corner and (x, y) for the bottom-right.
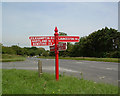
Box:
(29, 36), (79, 46)
(29, 36), (54, 46)
(58, 36), (79, 42)
(54, 27), (59, 81)
(50, 43), (67, 52)
(29, 27), (80, 81)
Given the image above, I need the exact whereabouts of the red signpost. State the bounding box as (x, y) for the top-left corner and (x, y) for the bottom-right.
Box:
(57, 43), (67, 51)
(54, 27), (59, 80)
(29, 36), (55, 46)
(50, 43), (67, 52)
(50, 45), (55, 52)
(29, 27), (79, 80)
(29, 36), (79, 46)
(58, 36), (79, 42)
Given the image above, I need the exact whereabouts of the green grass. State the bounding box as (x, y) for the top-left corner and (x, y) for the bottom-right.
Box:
(0, 69), (2, 96)
(2, 69), (118, 94)
(0, 54), (26, 62)
(38, 56), (119, 63)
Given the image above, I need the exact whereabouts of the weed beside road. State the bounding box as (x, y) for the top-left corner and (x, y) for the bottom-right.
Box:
(2, 69), (118, 94)
(1, 54), (26, 62)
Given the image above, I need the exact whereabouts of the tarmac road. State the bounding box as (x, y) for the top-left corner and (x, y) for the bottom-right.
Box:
(2, 57), (119, 85)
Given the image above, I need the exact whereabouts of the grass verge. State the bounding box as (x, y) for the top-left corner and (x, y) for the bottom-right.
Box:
(0, 69), (2, 96)
(38, 56), (119, 63)
(2, 69), (118, 94)
(0, 54), (26, 62)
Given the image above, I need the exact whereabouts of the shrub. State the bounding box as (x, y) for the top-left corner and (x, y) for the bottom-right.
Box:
(105, 51), (120, 58)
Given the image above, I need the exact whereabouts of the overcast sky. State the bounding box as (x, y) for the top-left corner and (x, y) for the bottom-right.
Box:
(118, 1), (120, 32)
(1, 1), (118, 50)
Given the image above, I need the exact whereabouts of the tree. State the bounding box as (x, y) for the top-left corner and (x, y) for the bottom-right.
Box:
(37, 48), (45, 56)
(0, 43), (2, 54)
(11, 45), (25, 56)
(59, 32), (67, 36)
(71, 27), (120, 58)
(2, 46), (16, 54)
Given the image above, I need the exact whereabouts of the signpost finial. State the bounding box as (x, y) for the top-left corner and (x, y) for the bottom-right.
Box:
(54, 27), (58, 32)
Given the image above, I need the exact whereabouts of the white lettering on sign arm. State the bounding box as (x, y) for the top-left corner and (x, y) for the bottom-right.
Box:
(71, 38), (74, 40)
(42, 40), (47, 42)
(48, 40), (51, 42)
(39, 37), (43, 39)
(75, 38), (78, 40)
(60, 38), (66, 40)
(48, 43), (52, 45)
(32, 41), (36, 43)
(47, 37), (50, 39)
(59, 37), (77, 41)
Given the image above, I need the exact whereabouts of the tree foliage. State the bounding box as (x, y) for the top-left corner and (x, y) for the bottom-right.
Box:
(2, 27), (120, 58)
(71, 27), (120, 58)
(2, 45), (47, 57)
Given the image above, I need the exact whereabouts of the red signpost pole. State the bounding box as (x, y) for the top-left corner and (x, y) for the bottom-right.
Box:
(54, 27), (59, 80)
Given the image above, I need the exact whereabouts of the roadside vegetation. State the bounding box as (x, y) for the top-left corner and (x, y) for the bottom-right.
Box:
(60, 57), (119, 62)
(2, 69), (118, 94)
(1, 54), (26, 62)
(38, 56), (119, 63)
(1, 27), (120, 62)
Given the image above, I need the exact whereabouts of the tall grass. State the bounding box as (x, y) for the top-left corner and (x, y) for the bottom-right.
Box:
(2, 69), (118, 94)
(1, 54), (26, 62)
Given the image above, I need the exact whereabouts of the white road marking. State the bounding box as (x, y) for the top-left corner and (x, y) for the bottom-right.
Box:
(99, 76), (106, 79)
(42, 67), (81, 73)
(106, 67), (117, 71)
(60, 68), (81, 73)
(106, 68), (112, 70)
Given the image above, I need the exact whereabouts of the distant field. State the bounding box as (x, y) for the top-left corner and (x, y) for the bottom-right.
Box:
(0, 69), (1, 96)
(38, 56), (119, 63)
(0, 54), (26, 62)
(2, 69), (118, 94)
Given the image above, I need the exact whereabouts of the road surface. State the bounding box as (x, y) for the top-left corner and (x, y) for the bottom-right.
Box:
(2, 57), (119, 85)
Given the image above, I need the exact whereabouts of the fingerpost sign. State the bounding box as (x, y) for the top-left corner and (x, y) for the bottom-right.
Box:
(50, 43), (67, 52)
(29, 27), (79, 80)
